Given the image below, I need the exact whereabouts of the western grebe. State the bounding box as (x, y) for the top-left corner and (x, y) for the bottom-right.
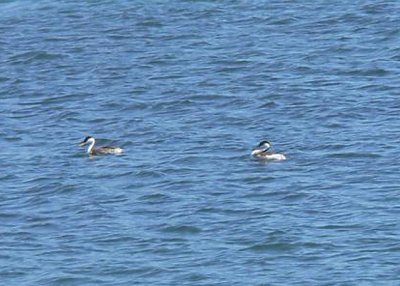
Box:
(79, 136), (123, 155)
(251, 140), (286, 161)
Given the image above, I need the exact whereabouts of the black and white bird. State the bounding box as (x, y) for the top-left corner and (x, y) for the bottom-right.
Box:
(79, 136), (123, 156)
(251, 140), (286, 161)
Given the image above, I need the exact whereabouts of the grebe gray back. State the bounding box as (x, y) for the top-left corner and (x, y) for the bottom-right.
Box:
(251, 140), (286, 161)
(79, 136), (123, 155)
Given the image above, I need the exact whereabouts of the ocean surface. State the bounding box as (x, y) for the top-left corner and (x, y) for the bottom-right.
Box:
(1, 0), (399, 285)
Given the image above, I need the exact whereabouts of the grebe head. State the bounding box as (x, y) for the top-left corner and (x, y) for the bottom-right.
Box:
(256, 140), (272, 151)
(79, 136), (95, 146)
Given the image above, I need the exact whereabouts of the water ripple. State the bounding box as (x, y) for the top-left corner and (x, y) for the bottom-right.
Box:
(1, 0), (399, 285)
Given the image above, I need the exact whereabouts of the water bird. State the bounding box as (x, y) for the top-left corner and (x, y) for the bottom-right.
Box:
(79, 136), (123, 155)
(251, 140), (286, 161)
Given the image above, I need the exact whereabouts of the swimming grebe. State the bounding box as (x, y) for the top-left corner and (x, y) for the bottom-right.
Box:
(79, 136), (123, 155)
(251, 140), (286, 161)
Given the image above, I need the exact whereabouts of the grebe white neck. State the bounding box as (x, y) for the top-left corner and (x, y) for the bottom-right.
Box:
(86, 137), (95, 154)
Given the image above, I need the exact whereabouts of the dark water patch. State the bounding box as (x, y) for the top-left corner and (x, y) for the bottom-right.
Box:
(326, 152), (382, 159)
(0, 76), (11, 83)
(134, 169), (166, 178)
(282, 191), (310, 203)
(8, 51), (65, 64)
(94, 234), (137, 245)
(318, 223), (365, 231)
(39, 276), (105, 286)
(160, 225), (202, 235)
(138, 193), (173, 204)
(244, 242), (296, 253)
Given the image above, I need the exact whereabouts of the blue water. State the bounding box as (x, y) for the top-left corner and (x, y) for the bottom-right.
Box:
(1, 1), (400, 285)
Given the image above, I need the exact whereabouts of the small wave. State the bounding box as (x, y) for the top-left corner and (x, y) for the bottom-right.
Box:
(138, 193), (172, 204)
(161, 225), (201, 234)
(8, 51), (65, 64)
(337, 67), (390, 77)
(243, 242), (296, 252)
(327, 152), (382, 159)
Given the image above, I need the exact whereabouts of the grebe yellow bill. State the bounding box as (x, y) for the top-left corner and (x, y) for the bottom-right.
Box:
(79, 136), (123, 156)
(251, 140), (286, 161)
